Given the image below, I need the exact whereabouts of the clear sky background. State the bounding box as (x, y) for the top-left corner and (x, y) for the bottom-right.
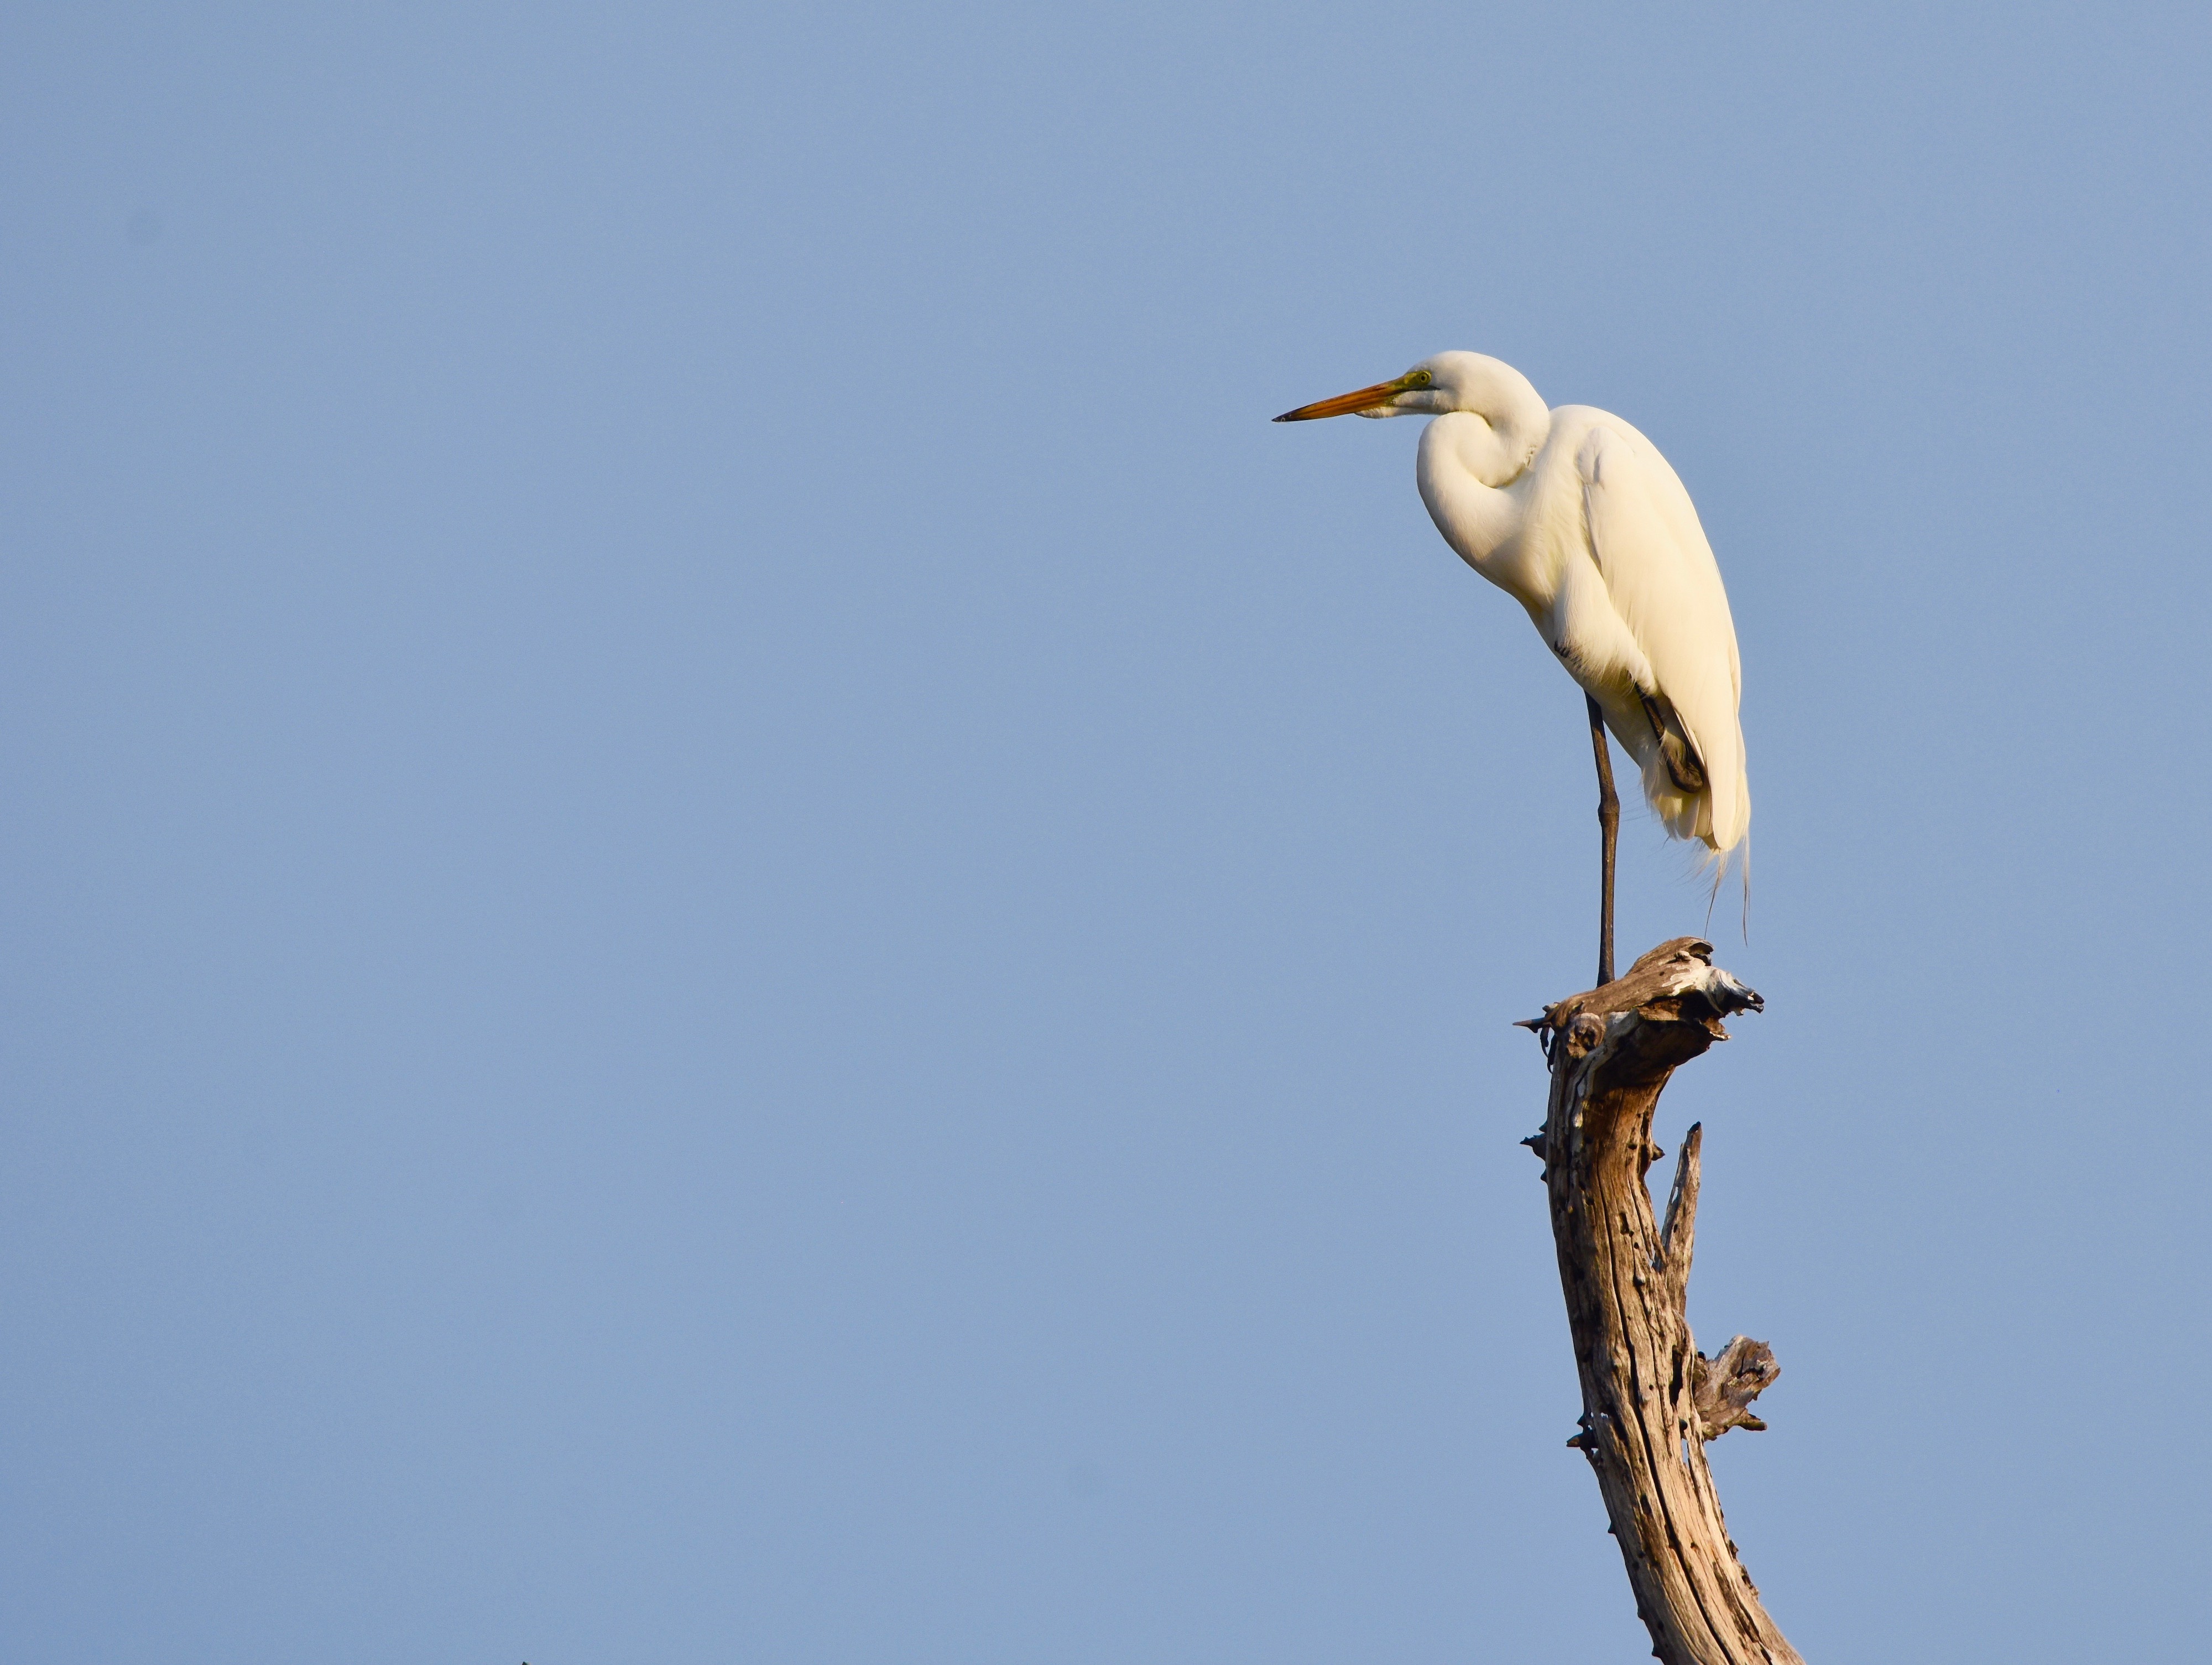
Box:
(5, 4), (2208, 1661)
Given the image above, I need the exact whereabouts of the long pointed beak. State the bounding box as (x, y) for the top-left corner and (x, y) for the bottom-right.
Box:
(1272, 377), (1406, 422)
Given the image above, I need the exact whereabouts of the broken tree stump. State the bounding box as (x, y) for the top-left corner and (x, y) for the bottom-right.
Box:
(1521, 937), (1800, 1665)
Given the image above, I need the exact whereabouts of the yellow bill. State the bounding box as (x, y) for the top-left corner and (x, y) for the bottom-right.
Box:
(1272, 369), (1427, 422)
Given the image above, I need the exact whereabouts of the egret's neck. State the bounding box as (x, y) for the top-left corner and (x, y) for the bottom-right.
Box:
(1415, 404), (1550, 574)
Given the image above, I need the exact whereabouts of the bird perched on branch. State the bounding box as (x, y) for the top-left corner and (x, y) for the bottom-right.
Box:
(1276, 352), (1747, 985)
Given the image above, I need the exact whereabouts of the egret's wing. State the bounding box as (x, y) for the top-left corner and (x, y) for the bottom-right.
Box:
(1576, 424), (1748, 852)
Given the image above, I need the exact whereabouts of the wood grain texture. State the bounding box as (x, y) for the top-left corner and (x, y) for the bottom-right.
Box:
(1525, 938), (1801, 1665)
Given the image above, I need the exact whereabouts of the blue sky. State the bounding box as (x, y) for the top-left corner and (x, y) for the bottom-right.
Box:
(5, 4), (2209, 1660)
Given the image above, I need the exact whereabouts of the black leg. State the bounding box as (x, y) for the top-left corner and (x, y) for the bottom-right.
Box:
(1586, 693), (1618, 987)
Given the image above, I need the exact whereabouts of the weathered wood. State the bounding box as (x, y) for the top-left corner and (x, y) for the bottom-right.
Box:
(1524, 937), (1799, 1665)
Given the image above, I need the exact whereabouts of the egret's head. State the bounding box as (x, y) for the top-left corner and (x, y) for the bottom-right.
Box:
(1272, 351), (1537, 423)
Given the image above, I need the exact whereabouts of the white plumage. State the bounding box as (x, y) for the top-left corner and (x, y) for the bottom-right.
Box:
(1277, 351), (1749, 873)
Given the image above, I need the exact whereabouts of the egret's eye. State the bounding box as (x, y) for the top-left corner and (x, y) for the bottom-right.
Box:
(1406, 370), (1433, 387)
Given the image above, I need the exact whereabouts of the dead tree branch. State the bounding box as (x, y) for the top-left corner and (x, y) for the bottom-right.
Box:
(1521, 937), (1800, 1665)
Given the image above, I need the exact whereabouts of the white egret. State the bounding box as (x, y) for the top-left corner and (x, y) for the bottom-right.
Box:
(1275, 352), (1747, 985)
